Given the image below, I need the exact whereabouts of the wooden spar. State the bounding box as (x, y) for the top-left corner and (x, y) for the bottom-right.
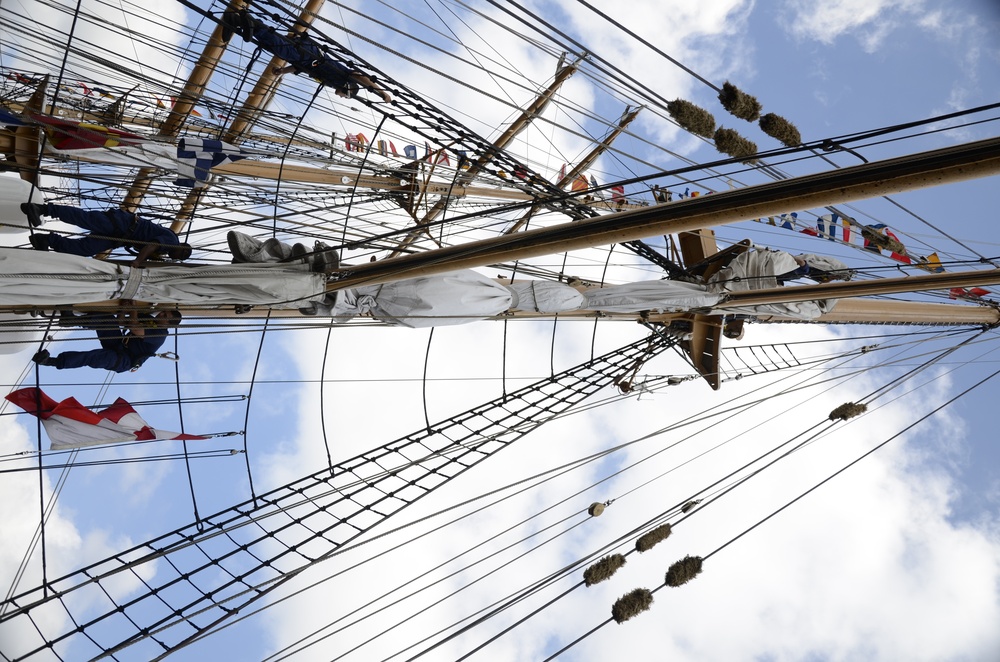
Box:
(158, 292), (998, 337)
(325, 136), (1000, 290)
(504, 105), (642, 235)
(718, 268), (1000, 308)
(165, 297), (999, 325)
(10, 75), (47, 187)
(0, 106), (330, 154)
(212, 161), (531, 200)
(496, 296), (1000, 325)
(558, 107), (642, 189)
(386, 59), (581, 257)
(219, 0), (326, 145)
(487, 59), (580, 157)
(121, 0), (247, 213)
(0, 132), (649, 209)
(162, 3), (245, 137)
(764, 298), (1000, 325)
(207, 159), (649, 210)
(169, 0), (328, 231)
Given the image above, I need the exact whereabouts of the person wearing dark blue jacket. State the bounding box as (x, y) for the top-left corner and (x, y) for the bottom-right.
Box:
(220, 9), (391, 102)
(33, 309), (182, 373)
(23, 204), (192, 267)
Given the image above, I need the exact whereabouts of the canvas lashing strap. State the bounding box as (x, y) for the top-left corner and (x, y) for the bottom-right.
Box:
(118, 265), (144, 300)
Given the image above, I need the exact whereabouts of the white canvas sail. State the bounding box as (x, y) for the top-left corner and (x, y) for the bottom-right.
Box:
(0, 248), (326, 307)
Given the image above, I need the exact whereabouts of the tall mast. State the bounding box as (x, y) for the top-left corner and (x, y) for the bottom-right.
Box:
(504, 104), (642, 234)
(114, 0), (328, 228)
(168, 0), (328, 231)
(120, 0), (248, 213)
(387, 58), (581, 256)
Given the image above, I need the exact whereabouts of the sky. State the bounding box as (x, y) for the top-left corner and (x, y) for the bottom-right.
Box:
(1, 0), (1000, 661)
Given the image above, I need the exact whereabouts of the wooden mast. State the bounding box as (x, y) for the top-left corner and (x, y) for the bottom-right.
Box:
(112, 0), (328, 228)
(120, 0), (247, 213)
(168, 0), (328, 231)
(504, 104), (642, 235)
(386, 58), (581, 256)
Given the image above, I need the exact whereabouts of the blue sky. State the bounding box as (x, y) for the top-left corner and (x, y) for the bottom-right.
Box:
(1, 0), (1000, 660)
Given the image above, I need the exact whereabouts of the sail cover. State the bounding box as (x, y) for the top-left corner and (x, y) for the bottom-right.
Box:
(209, 233), (846, 323)
(506, 280), (585, 312)
(581, 280), (721, 313)
(706, 248), (847, 319)
(0, 312), (45, 354)
(708, 248), (798, 291)
(0, 248), (327, 307)
(332, 270), (514, 327)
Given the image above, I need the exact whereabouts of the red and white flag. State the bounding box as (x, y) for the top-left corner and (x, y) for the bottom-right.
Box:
(5, 388), (206, 450)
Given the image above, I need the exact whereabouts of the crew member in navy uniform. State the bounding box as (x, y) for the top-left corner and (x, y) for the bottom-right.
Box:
(220, 9), (391, 102)
(32, 308), (183, 373)
(22, 203), (192, 267)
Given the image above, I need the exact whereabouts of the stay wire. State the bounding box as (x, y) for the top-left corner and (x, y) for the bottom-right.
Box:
(552, 251), (569, 374)
(422, 328), (434, 431)
(306, 337), (888, 659)
(345, 518), (596, 662)
(170, 325), (202, 525)
(546, 332), (990, 660)
(0, 449), (241, 474)
(102, 331), (932, 656)
(240, 310), (271, 500)
(571, 0), (718, 91)
(708, 351), (1000, 564)
(436, 330), (980, 657)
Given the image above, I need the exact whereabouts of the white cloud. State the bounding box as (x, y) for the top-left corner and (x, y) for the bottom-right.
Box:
(3, 0), (190, 85)
(779, 0), (924, 50)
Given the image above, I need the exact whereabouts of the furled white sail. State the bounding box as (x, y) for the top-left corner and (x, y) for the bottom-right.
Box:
(0, 312), (45, 354)
(706, 248), (849, 320)
(581, 280), (721, 313)
(0, 248), (326, 307)
(333, 270), (514, 328)
(0, 175), (40, 234)
(707, 248), (799, 291)
(506, 280), (585, 313)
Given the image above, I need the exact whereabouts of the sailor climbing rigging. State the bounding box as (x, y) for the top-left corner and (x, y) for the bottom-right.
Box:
(220, 9), (392, 102)
(32, 308), (182, 373)
(23, 203), (193, 267)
